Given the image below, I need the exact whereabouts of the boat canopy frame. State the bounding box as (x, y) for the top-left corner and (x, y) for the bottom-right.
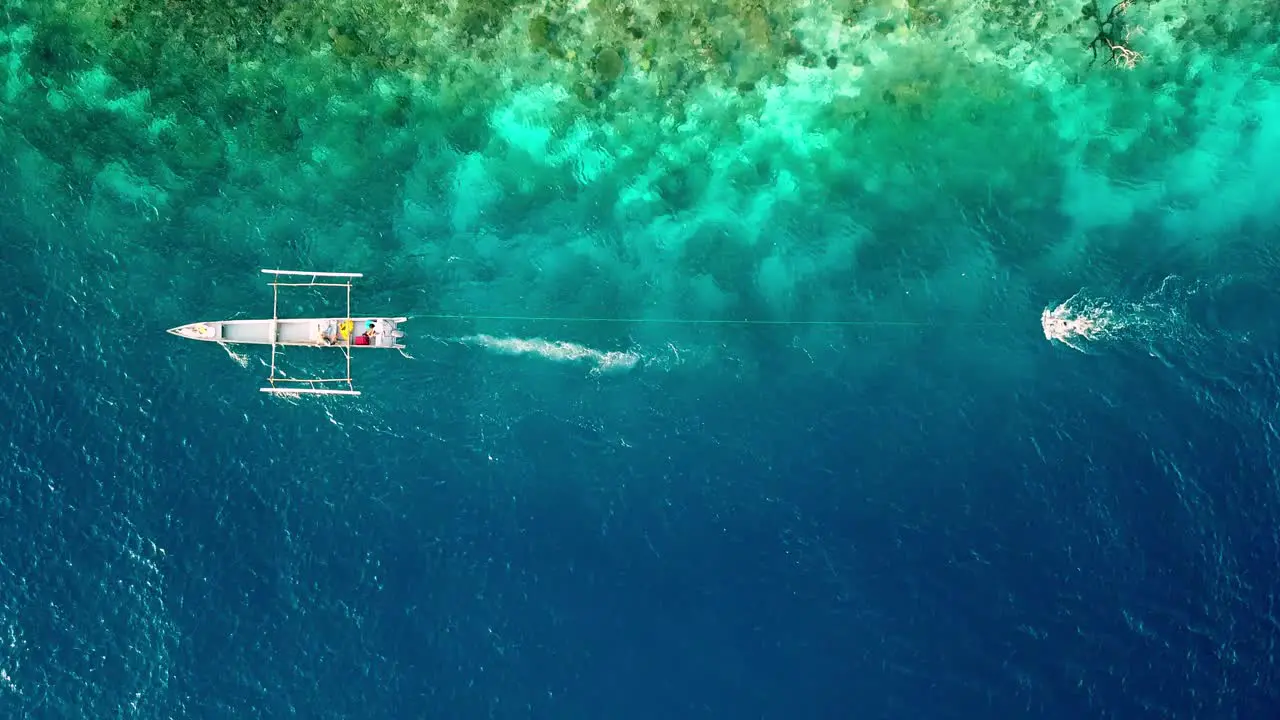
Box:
(260, 268), (364, 397)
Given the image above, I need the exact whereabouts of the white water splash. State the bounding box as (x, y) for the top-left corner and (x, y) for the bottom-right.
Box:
(1043, 277), (1239, 359)
(1042, 291), (1122, 353)
(457, 334), (641, 375)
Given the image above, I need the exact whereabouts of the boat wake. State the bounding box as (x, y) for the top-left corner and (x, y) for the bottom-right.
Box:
(455, 334), (642, 375)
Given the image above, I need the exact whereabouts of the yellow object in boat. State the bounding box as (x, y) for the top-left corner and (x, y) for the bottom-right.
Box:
(339, 320), (354, 339)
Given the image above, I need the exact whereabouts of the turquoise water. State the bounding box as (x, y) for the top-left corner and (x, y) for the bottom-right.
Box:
(4, 1), (1280, 717)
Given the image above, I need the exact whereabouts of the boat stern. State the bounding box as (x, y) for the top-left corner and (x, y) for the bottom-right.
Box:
(168, 322), (220, 341)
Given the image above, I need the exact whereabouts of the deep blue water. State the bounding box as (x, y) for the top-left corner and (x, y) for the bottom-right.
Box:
(5, 192), (1280, 719)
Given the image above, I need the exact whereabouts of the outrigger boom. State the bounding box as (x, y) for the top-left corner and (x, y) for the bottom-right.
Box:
(168, 269), (408, 397)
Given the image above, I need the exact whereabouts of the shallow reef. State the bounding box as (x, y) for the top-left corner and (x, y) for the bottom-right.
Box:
(2, 0), (1278, 322)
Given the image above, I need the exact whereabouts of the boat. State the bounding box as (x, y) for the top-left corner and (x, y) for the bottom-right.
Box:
(168, 269), (408, 396)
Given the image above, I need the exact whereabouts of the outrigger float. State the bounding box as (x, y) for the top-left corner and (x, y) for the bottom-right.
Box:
(167, 269), (407, 397)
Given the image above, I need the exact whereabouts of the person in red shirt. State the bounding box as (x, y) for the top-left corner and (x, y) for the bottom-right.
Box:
(353, 320), (376, 346)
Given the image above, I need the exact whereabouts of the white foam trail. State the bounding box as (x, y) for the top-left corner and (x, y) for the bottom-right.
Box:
(458, 334), (640, 375)
(1043, 277), (1234, 358)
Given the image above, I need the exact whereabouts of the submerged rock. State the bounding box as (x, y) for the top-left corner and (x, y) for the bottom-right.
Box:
(594, 48), (624, 83)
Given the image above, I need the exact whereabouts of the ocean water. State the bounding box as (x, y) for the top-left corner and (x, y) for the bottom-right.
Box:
(3, 0), (1280, 718)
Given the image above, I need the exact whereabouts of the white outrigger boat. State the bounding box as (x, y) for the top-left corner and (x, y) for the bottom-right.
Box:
(168, 269), (407, 396)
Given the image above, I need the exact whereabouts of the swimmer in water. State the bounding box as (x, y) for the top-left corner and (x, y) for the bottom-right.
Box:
(1042, 301), (1107, 352)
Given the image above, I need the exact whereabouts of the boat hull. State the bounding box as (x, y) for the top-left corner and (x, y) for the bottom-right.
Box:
(168, 317), (408, 349)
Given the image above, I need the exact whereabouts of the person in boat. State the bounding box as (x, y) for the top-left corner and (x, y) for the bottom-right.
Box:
(353, 320), (376, 346)
(319, 322), (344, 346)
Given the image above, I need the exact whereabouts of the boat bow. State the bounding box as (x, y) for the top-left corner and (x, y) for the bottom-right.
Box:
(168, 322), (218, 341)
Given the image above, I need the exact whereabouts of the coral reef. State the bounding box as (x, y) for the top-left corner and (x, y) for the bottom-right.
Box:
(2, 0), (1276, 320)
